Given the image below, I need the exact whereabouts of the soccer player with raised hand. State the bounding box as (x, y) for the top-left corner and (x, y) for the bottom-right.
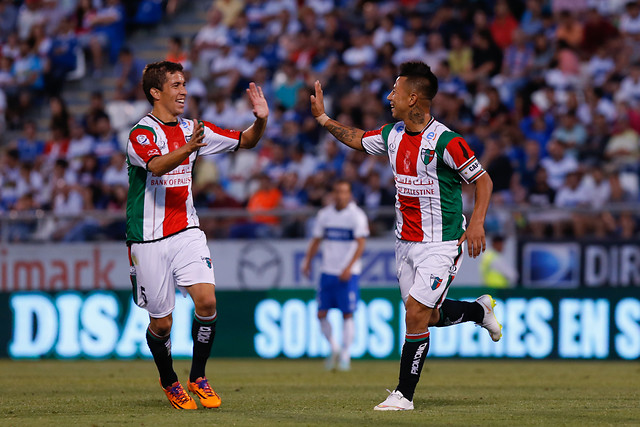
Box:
(311, 61), (501, 411)
(126, 61), (268, 409)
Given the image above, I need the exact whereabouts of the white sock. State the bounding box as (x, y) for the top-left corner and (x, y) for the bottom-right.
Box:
(320, 317), (339, 353)
(341, 317), (355, 361)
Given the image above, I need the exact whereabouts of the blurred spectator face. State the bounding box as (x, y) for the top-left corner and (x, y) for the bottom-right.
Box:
(525, 139), (541, 160)
(402, 31), (417, 48)
(207, 8), (222, 26)
(547, 140), (565, 160)
(534, 167), (548, 186)
(564, 172), (580, 189)
(628, 2), (640, 18)
(333, 181), (352, 209)
(494, 0), (510, 18)
(95, 116), (111, 136)
(23, 121), (37, 139)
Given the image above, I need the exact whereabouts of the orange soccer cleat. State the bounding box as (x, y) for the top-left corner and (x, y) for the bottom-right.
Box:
(161, 380), (197, 410)
(187, 377), (221, 408)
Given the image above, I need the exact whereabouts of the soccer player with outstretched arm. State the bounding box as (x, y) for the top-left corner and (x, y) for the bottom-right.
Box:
(126, 61), (268, 409)
(310, 61), (501, 411)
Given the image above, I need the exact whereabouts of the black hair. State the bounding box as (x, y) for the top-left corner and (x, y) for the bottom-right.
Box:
(398, 61), (438, 100)
(142, 61), (184, 105)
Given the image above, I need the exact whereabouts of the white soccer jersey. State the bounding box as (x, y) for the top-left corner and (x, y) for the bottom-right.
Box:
(126, 114), (240, 243)
(312, 201), (369, 275)
(361, 117), (486, 243)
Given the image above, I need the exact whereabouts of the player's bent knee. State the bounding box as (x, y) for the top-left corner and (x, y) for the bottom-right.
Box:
(149, 315), (173, 336)
(195, 295), (217, 316)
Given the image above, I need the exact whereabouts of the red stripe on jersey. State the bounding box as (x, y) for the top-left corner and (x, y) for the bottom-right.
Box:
(130, 128), (161, 162)
(398, 195), (423, 241)
(163, 186), (189, 235)
(395, 135), (420, 176)
(203, 121), (241, 140)
(164, 125), (190, 166)
(362, 129), (382, 138)
(445, 137), (476, 169)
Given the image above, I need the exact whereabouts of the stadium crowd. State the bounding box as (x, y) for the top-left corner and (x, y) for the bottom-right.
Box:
(1, 0), (640, 242)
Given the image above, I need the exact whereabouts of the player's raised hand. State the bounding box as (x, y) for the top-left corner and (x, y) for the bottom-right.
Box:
(310, 80), (326, 118)
(246, 82), (269, 119)
(187, 120), (207, 153)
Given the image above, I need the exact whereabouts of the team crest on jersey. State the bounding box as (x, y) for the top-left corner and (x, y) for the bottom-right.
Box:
(421, 148), (435, 164)
(202, 257), (212, 269)
(185, 134), (192, 142)
(136, 134), (150, 146)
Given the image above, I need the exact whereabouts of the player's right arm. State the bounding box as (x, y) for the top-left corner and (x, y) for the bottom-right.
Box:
(310, 80), (366, 151)
(145, 121), (206, 176)
(302, 209), (326, 279)
(302, 237), (322, 279)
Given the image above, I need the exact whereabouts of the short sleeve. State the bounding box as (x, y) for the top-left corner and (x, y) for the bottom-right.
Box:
(361, 123), (394, 155)
(442, 136), (486, 184)
(127, 125), (161, 168)
(198, 120), (241, 156)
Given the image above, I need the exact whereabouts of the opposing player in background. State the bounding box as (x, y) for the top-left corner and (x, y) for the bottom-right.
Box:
(126, 61), (268, 409)
(302, 180), (369, 371)
(310, 61), (501, 411)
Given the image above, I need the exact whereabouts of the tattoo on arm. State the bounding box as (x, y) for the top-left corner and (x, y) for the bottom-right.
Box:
(409, 107), (425, 126)
(325, 122), (360, 146)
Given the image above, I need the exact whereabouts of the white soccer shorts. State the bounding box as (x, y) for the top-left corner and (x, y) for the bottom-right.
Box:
(128, 228), (216, 318)
(395, 239), (464, 308)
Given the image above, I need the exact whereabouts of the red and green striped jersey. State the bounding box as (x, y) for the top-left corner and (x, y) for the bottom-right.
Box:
(125, 114), (240, 244)
(361, 117), (486, 242)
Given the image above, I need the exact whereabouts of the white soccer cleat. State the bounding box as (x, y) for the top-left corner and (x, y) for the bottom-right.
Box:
(325, 351), (339, 371)
(374, 389), (414, 411)
(337, 350), (350, 371)
(475, 294), (502, 342)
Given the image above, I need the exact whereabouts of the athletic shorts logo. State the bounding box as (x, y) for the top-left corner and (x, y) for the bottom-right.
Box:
(201, 257), (212, 269)
(136, 134), (150, 146)
(431, 275), (443, 290)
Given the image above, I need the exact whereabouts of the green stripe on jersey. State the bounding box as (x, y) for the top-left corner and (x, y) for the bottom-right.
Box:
(126, 164), (147, 242)
(435, 131), (464, 241)
(381, 123), (395, 150)
(131, 124), (158, 141)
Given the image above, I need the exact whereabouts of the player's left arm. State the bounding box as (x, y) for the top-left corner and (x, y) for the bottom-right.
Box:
(459, 173), (493, 258)
(239, 82), (269, 149)
(339, 236), (366, 282)
(442, 135), (493, 258)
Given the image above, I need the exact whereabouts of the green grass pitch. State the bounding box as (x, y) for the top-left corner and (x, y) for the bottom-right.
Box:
(1, 359), (638, 426)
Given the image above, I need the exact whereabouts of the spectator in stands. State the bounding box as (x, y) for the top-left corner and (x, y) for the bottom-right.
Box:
(14, 120), (44, 164)
(83, 90), (107, 136)
(17, 0), (45, 41)
(554, 171), (590, 238)
(46, 16), (80, 95)
(92, 113), (121, 167)
(166, 35), (187, 65)
(552, 112), (587, 158)
(12, 37), (44, 113)
(75, 0), (107, 73)
(604, 114), (640, 170)
(194, 8), (228, 67)
(490, 0), (519, 50)
(114, 47), (145, 101)
(541, 140), (579, 190)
